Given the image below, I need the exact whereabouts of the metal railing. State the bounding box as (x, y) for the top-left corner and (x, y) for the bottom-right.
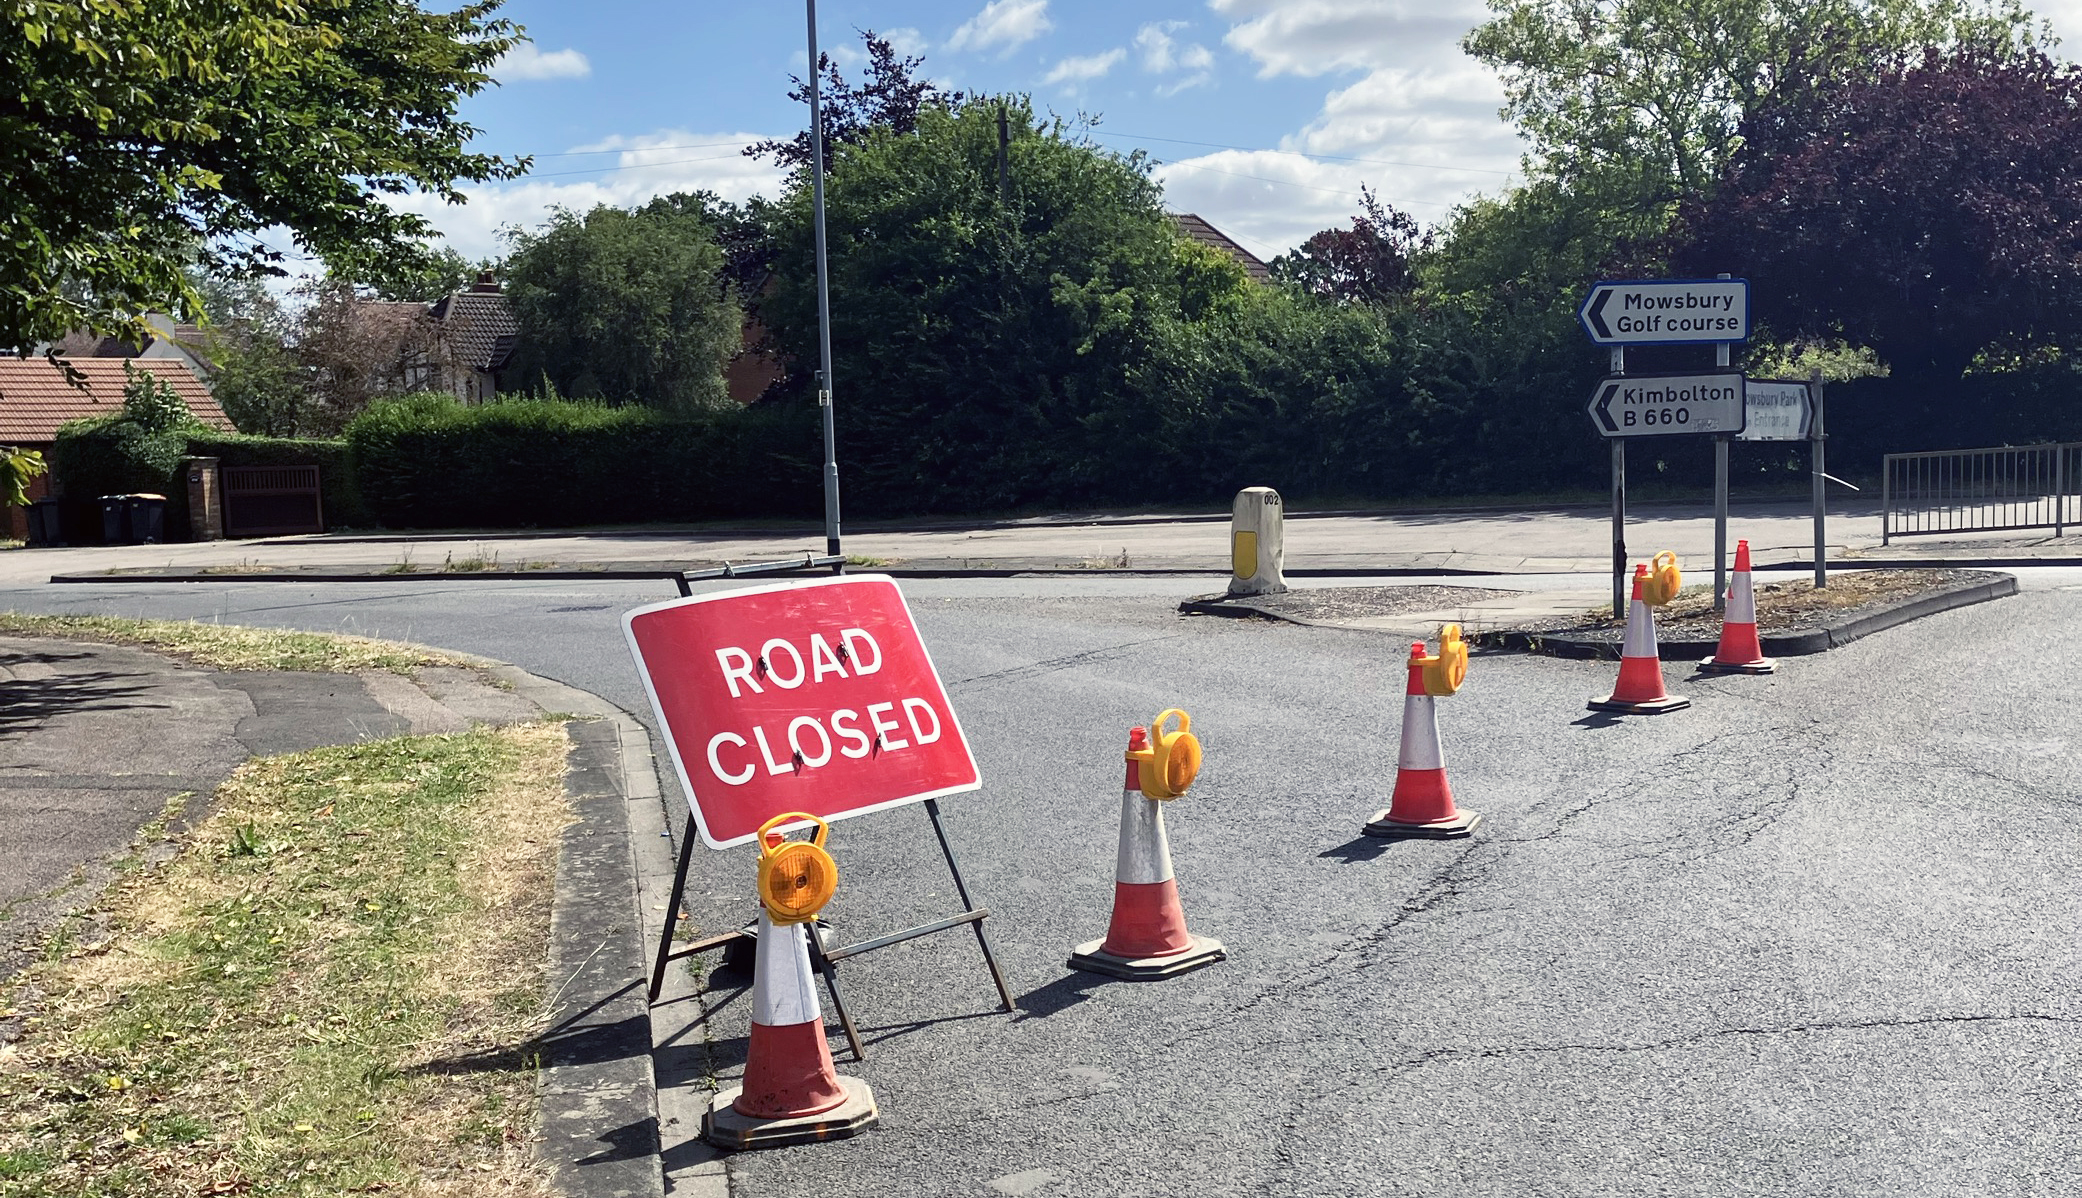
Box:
(1881, 443), (2081, 543)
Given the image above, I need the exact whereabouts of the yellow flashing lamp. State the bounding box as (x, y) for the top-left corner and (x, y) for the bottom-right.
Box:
(1642, 551), (1683, 607)
(1129, 709), (1202, 800)
(1418, 623), (1469, 696)
(755, 811), (837, 925)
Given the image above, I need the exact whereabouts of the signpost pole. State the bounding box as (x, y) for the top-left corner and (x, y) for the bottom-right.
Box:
(1811, 368), (1827, 588)
(1611, 346), (1627, 618)
(1714, 325), (1731, 612)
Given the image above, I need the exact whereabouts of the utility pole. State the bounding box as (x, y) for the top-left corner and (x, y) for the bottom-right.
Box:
(807, 0), (842, 569)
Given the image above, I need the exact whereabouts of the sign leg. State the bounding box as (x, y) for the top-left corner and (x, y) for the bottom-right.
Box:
(923, 799), (1017, 1011)
(649, 828), (699, 1004)
(1611, 439), (1628, 618)
(1714, 436), (1729, 612)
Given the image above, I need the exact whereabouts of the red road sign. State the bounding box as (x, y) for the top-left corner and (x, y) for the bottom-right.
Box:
(623, 575), (980, 848)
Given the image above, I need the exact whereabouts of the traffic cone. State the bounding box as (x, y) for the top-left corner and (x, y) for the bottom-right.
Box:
(1366, 641), (1481, 839)
(1068, 726), (1225, 980)
(1588, 563), (1690, 714)
(1700, 539), (1776, 674)
(704, 851), (877, 1148)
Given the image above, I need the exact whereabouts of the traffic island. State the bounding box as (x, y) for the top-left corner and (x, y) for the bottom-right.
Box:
(1180, 584), (1518, 627)
(1477, 568), (2017, 658)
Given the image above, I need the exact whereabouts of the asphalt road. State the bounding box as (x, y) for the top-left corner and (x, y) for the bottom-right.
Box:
(5, 572), (2079, 1197)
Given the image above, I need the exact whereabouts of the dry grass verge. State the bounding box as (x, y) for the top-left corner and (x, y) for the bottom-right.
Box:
(0, 615), (470, 675)
(0, 722), (572, 1196)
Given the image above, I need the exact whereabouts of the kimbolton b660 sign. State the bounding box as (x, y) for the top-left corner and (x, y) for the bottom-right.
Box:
(1587, 372), (1747, 438)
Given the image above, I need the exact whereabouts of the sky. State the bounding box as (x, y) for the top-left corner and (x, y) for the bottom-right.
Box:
(400, 0), (2082, 269)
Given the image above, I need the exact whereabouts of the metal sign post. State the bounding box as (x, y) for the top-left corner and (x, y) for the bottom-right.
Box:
(1713, 313), (1731, 612)
(1610, 347), (1627, 618)
(1811, 369), (1828, 588)
(806, 0), (843, 571)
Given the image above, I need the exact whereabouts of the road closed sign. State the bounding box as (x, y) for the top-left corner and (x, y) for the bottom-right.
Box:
(623, 575), (980, 848)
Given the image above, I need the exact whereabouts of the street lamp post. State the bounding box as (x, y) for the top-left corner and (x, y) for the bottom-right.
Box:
(806, 0), (841, 570)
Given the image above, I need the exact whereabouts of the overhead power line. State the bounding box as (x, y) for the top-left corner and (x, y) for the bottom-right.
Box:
(1092, 129), (1517, 178)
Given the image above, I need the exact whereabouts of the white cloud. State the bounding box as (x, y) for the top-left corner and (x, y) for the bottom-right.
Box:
(1142, 0), (1517, 256)
(1043, 47), (1126, 85)
(882, 27), (929, 58)
(947, 0), (1053, 55)
(1213, 0), (1485, 78)
(1134, 21), (1213, 73)
(494, 43), (592, 82)
(394, 131), (786, 262)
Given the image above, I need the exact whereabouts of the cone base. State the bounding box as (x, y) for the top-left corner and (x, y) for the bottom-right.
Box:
(703, 1076), (877, 1151)
(1588, 693), (1691, 714)
(1699, 655), (1777, 675)
(1364, 808), (1482, 839)
(1068, 935), (1225, 980)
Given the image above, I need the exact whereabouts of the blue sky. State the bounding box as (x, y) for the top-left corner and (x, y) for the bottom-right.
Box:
(402, 0), (2082, 267)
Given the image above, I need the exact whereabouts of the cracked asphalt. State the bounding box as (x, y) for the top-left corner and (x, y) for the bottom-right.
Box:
(4, 571), (2078, 1196)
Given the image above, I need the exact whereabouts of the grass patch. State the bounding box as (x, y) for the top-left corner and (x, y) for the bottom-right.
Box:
(0, 615), (470, 675)
(0, 722), (573, 1196)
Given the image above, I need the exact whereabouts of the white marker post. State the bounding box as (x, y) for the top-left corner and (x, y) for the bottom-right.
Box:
(1227, 487), (1288, 597)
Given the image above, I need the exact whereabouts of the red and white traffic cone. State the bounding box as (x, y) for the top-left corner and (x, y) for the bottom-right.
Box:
(703, 910), (877, 1149)
(1700, 539), (1776, 674)
(1366, 641), (1481, 839)
(1068, 727), (1225, 980)
(1588, 563), (1690, 714)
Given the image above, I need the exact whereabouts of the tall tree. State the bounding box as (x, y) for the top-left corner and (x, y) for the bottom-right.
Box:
(1272, 188), (1431, 306)
(502, 204), (738, 413)
(0, 0), (527, 355)
(758, 98), (1252, 513)
(746, 30), (966, 173)
(1679, 44), (2082, 381)
(1465, 0), (2033, 203)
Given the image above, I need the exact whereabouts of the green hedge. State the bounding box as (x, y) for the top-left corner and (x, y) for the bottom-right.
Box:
(344, 395), (821, 528)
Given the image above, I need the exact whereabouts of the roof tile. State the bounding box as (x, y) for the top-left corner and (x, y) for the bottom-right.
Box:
(0, 358), (236, 443)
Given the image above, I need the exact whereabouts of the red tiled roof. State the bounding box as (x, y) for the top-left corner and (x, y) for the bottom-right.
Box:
(0, 357), (235, 443)
(1171, 212), (1273, 284)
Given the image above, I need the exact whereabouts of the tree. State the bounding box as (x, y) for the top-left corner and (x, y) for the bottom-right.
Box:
(292, 278), (446, 435)
(1678, 44), (2082, 382)
(195, 277), (311, 437)
(0, 0), (526, 356)
(334, 245), (496, 304)
(1272, 188), (1431, 306)
(1464, 0), (2032, 203)
(746, 31), (966, 173)
(757, 97), (1255, 512)
(502, 204), (739, 413)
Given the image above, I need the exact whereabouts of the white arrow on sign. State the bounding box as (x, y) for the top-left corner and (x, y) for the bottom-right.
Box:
(1738, 378), (1813, 442)
(1587, 372), (1747, 438)
(1579, 278), (1749, 345)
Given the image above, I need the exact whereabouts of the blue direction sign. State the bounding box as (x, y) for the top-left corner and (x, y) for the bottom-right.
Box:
(1579, 278), (1749, 346)
(1587, 372), (1747, 438)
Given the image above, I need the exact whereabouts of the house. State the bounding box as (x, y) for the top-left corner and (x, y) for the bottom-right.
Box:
(427, 274), (518, 403)
(1171, 212), (1273, 283)
(0, 356), (236, 538)
(42, 313), (216, 379)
